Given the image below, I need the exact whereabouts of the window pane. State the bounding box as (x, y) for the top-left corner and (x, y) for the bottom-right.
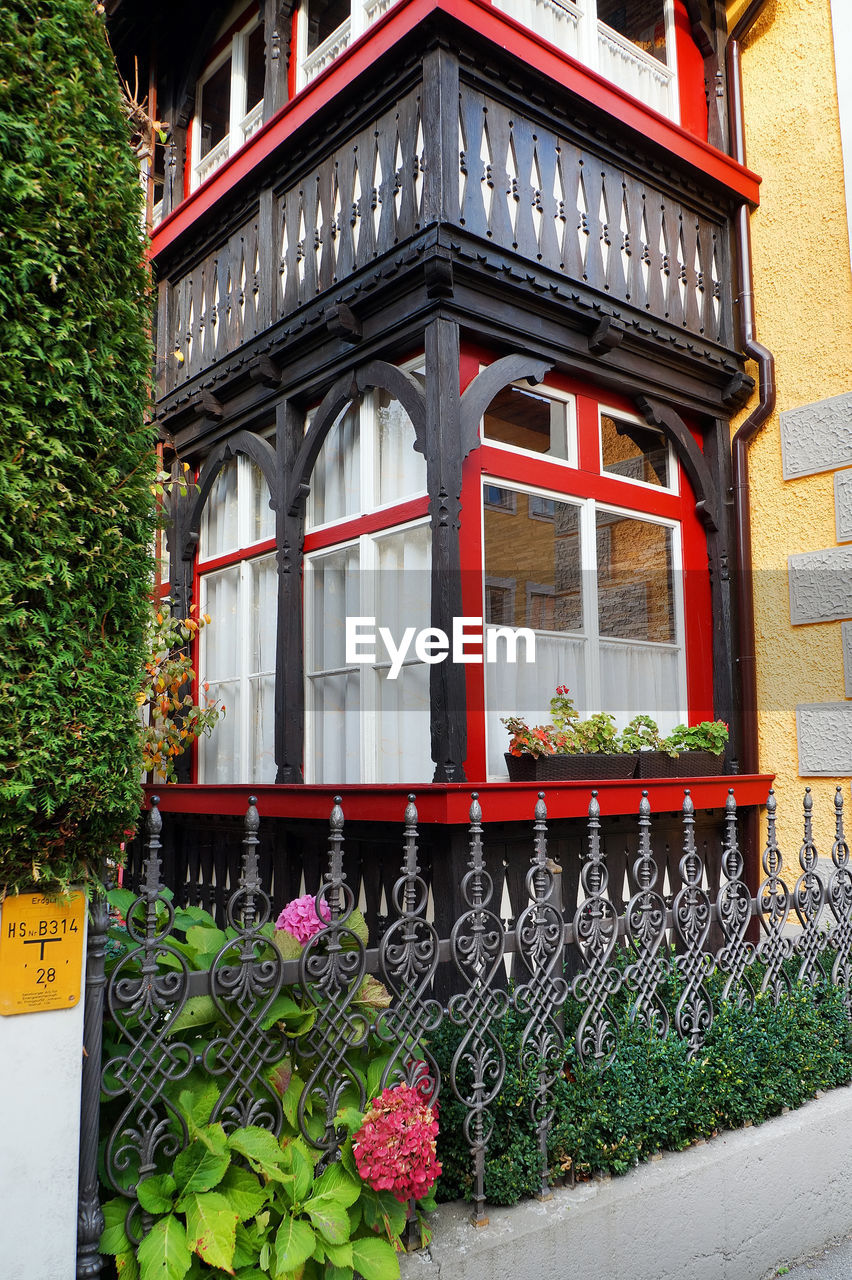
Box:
(249, 460), (275, 542)
(249, 674), (276, 781)
(486, 631), (587, 776)
(200, 459), (239, 559)
(484, 487), (583, 633)
(598, 0), (667, 64)
(307, 545), (360, 673)
(200, 679), (240, 781)
(199, 57), (232, 157)
(202, 566), (241, 680)
(483, 385), (570, 459)
(599, 640), (680, 731)
(375, 523), (431, 637)
(246, 25), (266, 112)
(376, 390), (426, 506)
(377, 664), (432, 783)
(595, 511), (675, 643)
(600, 413), (670, 488)
(309, 672), (361, 781)
(308, 403), (360, 526)
(250, 555), (278, 674)
(308, 0), (351, 52)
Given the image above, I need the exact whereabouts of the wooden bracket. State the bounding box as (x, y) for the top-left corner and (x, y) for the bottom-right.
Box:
(325, 302), (362, 342)
(588, 315), (624, 356)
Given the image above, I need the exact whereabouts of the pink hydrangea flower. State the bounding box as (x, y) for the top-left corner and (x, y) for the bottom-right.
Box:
(274, 893), (330, 944)
(353, 1084), (441, 1203)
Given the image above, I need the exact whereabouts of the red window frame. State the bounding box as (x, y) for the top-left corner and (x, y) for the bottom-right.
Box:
(459, 343), (714, 780)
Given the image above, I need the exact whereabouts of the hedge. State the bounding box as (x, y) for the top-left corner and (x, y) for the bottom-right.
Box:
(0, 0), (156, 891)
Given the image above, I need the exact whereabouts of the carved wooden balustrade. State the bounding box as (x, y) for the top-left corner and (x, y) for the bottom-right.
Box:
(155, 31), (739, 407)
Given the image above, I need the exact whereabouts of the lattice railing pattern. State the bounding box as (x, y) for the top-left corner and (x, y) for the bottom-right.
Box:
(100, 782), (849, 1234)
(162, 66), (734, 395)
(457, 84), (728, 346)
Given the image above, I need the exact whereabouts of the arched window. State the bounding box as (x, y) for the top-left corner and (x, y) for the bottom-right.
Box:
(302, 376), (433, 783)
(197, 454), (277, 782)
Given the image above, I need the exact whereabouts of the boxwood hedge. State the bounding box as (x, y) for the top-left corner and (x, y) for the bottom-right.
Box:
(0, 0), (156, 891)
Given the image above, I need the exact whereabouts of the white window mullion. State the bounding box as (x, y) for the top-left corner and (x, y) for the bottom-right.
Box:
(350, 0), (366, 41)
(663, 0), (679, 120)
(580, 499), (600, 715)
(671, 520), (689, 720)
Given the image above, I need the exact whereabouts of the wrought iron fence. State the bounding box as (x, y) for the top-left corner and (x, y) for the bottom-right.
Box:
(78, 782), (852, 1272)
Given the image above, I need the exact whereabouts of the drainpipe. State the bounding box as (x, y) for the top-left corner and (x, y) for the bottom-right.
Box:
(726, 0), (776, 779)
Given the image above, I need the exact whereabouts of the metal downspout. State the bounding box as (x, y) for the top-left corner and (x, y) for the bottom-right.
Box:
(726, 1), (776, 779)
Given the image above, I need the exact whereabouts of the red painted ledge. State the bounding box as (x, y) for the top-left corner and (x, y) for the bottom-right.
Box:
(149, 0), (761, 261)
(144, 774), (775, 824)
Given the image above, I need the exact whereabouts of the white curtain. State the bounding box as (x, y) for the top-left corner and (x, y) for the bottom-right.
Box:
(599, 640), (680, 734)
(485, 630), (587, 776)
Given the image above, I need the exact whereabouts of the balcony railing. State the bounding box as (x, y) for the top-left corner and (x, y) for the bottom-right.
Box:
(160, 46), (731, 400)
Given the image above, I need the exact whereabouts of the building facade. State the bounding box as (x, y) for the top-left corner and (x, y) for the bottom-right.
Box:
(108, 0), (780, 917)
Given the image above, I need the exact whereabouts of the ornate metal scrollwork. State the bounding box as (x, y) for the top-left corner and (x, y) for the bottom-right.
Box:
(673, 790), (714, 1057)
(375, 795), (442, 1101)
(827, 786), (852, 1015)
(794, 787), (827, 988)
(101, 798), (194, 1244)
(572, 792), (622, 1069)
(294, 798), (370, 1155)
(513, 794), (568, 1198)
(449, 795), (509, 1226)
(205, 799), (286, 1132)
(756, 789), (792, 1004)
(625, 790), (669, 1038)
(715, 789), (755, 1008)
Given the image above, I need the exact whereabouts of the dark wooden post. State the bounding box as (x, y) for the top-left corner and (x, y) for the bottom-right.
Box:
(276, 399), (305, 782)
(424, 317), (466, 781)
(76, 882), (109, 1279)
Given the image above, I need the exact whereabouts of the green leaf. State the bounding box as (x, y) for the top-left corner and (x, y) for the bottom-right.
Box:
(323, 1240), (354, 1268)
(311, 1163), (361, 1208)
(137, 1216), (192, 1280)
(233, 1222), (261, 1269)
(339, 1137), (359, 1180)
(166, 996), (220, 1035)
(183, 1191), (238, 1271)
(289, 1143), (314, 1203)
(115, 1251), (140, 1280)
(325, 1267), (354, 1280)
(273, 1216), (316, 1273)
(282, 1073), (305, 1131)
(219, 1164), (269, 1222)
(107, 887), (136, 916)
(350, 1236), (401, 1280)
(303, 1196), (351, 1245)
(335, 1107), (365, 1136)
(229, 1126), (288, 1177)
(177, 1082), (222, 1130)
(137, 1173), (177, 1214)
(186, 924), (228, 956)
(100, 1198), (132, 1255)
(273, 929), (303, 960)
(366, 1056), (393, 1100)
(173, 1137), (230, 1197)
(344, 910), (369, 948)
(259, 993), (303, 1031)
(354, 976), (392, 1010)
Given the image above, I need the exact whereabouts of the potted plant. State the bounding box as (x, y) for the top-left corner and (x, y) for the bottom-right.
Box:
(502, 687), (637, 781)
(633, 717), (729, 778)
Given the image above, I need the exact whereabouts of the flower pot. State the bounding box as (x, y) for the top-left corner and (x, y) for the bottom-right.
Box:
(635, 749), (724, 778)
(505, 752), (637, 781)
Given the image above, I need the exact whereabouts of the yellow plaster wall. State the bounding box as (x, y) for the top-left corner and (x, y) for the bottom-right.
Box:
(733, 0), (852, 845)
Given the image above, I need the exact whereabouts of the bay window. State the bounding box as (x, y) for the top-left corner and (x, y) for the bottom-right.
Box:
(303, 380), (433, 783)
(197, 454), (277, 782)
(477, 382), (689, 778)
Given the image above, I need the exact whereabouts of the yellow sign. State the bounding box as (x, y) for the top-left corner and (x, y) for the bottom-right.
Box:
(0, 892), (86, 1015)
